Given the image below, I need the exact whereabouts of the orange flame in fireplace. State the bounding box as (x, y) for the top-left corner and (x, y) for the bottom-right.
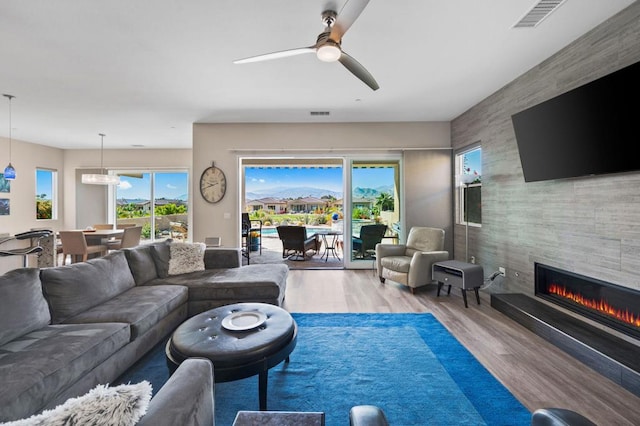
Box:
(548, 283), (640, 328)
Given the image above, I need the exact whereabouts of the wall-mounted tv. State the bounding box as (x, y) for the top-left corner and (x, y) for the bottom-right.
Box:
(511, 60), (640, 183)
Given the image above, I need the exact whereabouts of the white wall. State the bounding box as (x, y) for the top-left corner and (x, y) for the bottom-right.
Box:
(192, 122), (451, 248)
(0, 137), (65, 272)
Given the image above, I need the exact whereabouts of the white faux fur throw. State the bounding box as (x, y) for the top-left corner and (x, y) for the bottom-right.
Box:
(3, 381), (152, 426)
(168, 242), (206, 275)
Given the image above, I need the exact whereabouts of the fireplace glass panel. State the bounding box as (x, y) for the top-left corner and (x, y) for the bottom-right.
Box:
(535, 263), (640, 340)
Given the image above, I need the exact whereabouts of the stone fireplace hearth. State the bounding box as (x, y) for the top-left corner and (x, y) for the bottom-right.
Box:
(491, 265), (640, 398)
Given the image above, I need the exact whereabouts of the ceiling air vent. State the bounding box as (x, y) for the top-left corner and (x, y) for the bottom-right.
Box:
(513, 0), (567, 28)
(310, 111), (330, 116)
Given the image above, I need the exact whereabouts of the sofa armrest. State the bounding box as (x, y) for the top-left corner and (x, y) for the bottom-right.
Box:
(138, 358), (214, 426)
(349, 405), (389, 426)
(407, 250), (449, 288)
(204, 248), (241, 269)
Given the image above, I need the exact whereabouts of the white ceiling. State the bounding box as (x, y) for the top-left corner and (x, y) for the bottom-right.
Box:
(0, 0), (634, 150)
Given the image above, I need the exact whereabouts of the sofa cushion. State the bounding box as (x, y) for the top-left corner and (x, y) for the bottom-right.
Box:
(61, 285), (188, 341)
(168, 242), (206, 275)
(41, 251), (136, 323)
(123, 245), (159, 285)
(0, 322), (130, 422)
(0, 268), (50, 347)
(146, 264), (288, 302)
(150, 240), (172, 278)
(4, 381), (151, 426)
(380, 255), (411, 273)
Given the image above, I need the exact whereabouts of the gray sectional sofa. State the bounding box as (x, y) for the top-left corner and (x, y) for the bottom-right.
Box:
(0, 240), (288, 422)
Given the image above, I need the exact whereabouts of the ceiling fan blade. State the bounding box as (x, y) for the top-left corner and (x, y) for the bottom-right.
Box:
(233, 47), (316, 64)
(338, 51), (379, 90)
(330, 0), (370, 41)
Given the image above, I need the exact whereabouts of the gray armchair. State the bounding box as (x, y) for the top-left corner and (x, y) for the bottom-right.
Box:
(376, 226), (449, 294)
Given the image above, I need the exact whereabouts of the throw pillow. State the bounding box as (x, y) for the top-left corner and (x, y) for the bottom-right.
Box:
(0, 268), (50, 347)
(168, 242), (206, 275)
(2, 381), (151, 426)
(150, 240), (172, 278)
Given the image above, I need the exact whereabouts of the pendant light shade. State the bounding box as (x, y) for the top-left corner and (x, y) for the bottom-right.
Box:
(3, 94), (16, 180)
(82, 133), (120, 185)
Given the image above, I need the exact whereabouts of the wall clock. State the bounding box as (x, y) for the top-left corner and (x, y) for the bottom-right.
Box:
(199, 163), (227, 203)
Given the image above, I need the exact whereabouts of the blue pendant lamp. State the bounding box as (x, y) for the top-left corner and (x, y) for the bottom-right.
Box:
(3, 94), (16, 180)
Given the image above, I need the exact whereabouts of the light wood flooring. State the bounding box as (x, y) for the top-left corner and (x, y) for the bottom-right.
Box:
(281, 269), (640, 425)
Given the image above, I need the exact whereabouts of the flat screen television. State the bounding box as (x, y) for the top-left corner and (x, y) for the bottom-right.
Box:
(511, 60), (640, 183)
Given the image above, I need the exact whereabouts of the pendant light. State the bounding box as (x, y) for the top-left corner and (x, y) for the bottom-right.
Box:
(3, 94), (16, 180)
(81, 133), (120, 185)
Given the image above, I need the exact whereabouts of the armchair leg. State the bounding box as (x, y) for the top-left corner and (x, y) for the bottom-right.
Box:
(379, 277), (385, 283)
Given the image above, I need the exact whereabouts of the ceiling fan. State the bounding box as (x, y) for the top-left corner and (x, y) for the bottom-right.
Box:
(233, 0), (379, 91)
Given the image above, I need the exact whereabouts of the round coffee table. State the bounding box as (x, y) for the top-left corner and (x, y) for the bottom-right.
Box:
(166, 302), (297, 410)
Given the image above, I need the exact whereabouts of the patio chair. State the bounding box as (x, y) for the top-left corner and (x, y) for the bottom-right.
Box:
(241, 213), (262, 264)
(276, 225), (318, 261)
(352, 224), (387, 259)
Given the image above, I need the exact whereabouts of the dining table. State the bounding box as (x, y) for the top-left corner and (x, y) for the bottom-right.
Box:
(80, 229), (124, 245)
(56, 229), (125, 246)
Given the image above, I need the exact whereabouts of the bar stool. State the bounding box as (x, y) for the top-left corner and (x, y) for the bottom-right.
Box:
(0, 230), (53, 267)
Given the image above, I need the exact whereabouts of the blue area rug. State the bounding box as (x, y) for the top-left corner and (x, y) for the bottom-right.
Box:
(116, 313), (531, 425)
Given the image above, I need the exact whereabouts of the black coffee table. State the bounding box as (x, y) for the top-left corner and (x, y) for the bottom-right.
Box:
(166, 302), (297, 410)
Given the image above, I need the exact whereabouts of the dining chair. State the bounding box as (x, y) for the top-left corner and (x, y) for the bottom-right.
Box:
(116, 223), (136, 229)
(58, 230), (108, 264)
(92, 224), (114, 230)
(107, 226), (142, 251)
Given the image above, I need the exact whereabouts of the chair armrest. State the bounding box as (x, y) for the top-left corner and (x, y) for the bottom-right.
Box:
(138, 358), (214, 426)
(407, 251), (449, 288)
(376, 244), (407, 258)
(204, 247), (241, 269)
(349, 405), (389, 426)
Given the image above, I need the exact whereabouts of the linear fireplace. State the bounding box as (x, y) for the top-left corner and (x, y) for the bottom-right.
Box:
(535, 263), (640, 340)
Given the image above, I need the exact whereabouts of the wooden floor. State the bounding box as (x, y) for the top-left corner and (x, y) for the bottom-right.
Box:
(282, 269), (640, 425)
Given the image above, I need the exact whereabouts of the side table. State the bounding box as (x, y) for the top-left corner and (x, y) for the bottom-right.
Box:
(432, 260), (484, 308)
(316, 230), (342, 262)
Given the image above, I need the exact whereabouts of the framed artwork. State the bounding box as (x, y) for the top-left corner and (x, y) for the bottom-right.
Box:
(0, 198), (9, 215)
(0, 174), (9, 193)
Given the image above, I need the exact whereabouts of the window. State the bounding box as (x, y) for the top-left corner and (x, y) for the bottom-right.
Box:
(36, 168), (57, 220)
(114, 170), (189, 242)
(456, 146), (481, 226)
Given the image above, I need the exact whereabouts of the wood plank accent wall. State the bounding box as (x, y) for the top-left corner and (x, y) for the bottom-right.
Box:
(450, 2), (640, 297)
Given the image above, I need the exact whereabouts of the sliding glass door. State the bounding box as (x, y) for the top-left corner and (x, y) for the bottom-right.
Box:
(240, 156), (402, 269)
(111, 170), (189, 242)
(346, 158), (401, 267)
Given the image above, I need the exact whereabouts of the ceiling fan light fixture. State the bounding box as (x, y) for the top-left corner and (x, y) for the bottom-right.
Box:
(317, 44), (341, 62)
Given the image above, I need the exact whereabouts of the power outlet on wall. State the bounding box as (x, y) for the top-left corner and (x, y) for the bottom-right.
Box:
(498, 267), (506, 277)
